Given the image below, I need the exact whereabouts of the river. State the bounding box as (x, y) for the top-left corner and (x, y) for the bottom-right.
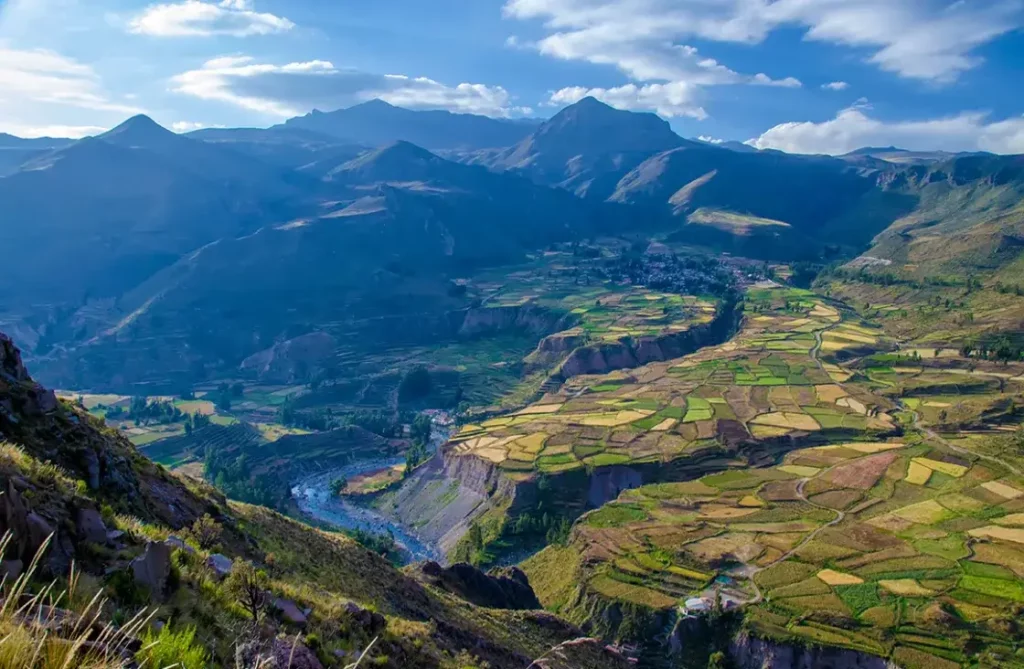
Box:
(290, 419), (452, 563)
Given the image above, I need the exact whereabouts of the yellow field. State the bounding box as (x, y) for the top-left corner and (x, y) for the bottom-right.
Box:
(750, 412), (821, 431)
(893, 500), (950, 524)
(828, 330), (877, 344)
(651, 418), (676, 431)
(905, 461), (933, 485)
(515, 433), (548, 453)
(176, 400), (216, 415)
(879, 579), (935, 596)
(814, 384), (848, 403)
(739, 495), (765, 508)
(577, 410), (654, 426)
(912, 457), (968, 478)
(982, 481), (1024, 499)
(779, 465), (820, 477)
(994, 513), (1024, 526)
(817, 569), (864, 586)
(515, 403), (564, 415)
(750, 425), (792, 438)
(968, 526), (1024, 544)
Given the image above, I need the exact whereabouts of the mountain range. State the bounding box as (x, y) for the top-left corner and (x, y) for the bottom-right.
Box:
(1, 97), (1021, 391)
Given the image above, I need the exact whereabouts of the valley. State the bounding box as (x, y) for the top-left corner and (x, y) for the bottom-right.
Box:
(2, 96), (1024, 668)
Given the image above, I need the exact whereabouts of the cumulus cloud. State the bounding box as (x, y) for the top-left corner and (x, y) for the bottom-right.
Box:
(749, 106), (1024, 155)
(171, 120), (224, 132)
(504, 0), (1022, 84)
(548, 82), (707, 119)
(128, 0), (294, 37)
(171, 56), (528, 118)
(822, 81), (849, 91)
(0, 123), (105, 138)
(0, 47), (142, 115)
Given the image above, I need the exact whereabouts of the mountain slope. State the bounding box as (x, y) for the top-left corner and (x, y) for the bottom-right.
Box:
(481, 96), (688, 197)
(283, 99), (537, 150)
(1, 329), (594, 667)
(0, 117), (319, 305)
(187, 125), (367, 171)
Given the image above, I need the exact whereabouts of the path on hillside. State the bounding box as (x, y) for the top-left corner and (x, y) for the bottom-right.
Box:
(903, 406), (1023, 477)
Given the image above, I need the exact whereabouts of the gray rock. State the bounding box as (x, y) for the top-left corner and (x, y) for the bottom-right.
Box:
(270, 638), (323, 669)
(273, 597), (308, 625)
(76, 508), (107, 544)
(83, 450), (101, 490)
(25, 512), (54, 557)
(131, 542), (172, 597)
(165, 535), (195, 554)
(207, 553), (233, 579)
(1, 560), (23, 581)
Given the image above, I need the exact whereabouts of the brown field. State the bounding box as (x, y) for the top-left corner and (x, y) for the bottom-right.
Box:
(826, 452), (899, 489)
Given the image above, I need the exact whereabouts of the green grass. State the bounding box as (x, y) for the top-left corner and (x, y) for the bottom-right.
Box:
(958, 575), (1024, 602)
(837, 583), (882, 614)
(583, 453), (632, 467)
(584, 504), (649, 528)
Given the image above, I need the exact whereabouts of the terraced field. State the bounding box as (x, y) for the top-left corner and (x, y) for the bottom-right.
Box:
(515, 286), (1024, 667)
(448, 287), (896, 479)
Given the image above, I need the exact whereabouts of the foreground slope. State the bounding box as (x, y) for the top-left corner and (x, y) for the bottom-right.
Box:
(0, 330), (607, 667)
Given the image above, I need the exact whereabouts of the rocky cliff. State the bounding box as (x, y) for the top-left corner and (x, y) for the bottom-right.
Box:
(729, 632), (898, 669)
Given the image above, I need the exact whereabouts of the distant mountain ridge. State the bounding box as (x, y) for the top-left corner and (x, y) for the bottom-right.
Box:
(281, 99), (538, 150)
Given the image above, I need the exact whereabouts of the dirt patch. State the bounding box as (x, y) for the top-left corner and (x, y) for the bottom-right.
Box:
(825, 452), (898, 490)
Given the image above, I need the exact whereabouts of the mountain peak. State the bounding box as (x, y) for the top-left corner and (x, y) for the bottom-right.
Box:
(100, 114), (175, 145)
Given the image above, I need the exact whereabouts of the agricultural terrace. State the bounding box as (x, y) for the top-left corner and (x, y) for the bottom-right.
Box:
(447, 287), (897, 479)
(528, 434), (1024, 667)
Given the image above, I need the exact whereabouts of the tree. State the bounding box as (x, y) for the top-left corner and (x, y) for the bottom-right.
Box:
(330, 477), (348, 496)
(227, 560), (270, 622)
(187, 513), (223, 551)
(398, 366), (432, 402)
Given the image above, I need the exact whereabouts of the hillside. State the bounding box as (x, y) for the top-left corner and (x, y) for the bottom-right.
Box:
(0, 329), (620, 667)
(479, 96), (687, 197)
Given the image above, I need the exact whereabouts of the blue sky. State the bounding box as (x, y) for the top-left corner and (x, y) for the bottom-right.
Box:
(0, 0), (1022, 153)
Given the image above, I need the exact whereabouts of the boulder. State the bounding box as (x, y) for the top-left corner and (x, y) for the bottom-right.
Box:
(416, 561), (541, 610)
(165, 535), (195, 554)
(0, 559), (23, 581)
(131, 542), (172, 596)
(76, 508), (107, 544)
(207, 553), (233, 579)
(273, 597), (308, 626)
(343, 602), (387, 636)
(270, 637), (323, 669)
(25, 512), (54, 558)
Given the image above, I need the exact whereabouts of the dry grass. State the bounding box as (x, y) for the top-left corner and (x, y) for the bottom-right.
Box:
(817, 569), (864, 586)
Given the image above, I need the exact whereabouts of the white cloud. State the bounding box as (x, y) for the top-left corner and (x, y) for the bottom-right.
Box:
(504, 0), (1022, 83)
(0, 46), (142, 136)
(548, 82), (707, 119)
(171, 56), (528, 118)
(822, 81), (849, 91)
(128, 0), (294, 37)
(171, 120), (224, 132)
(0, 123), (104, 138)
(698, 135), (724, 144)
(0, 47), (142, 115)
(750, 106), (1024, 155)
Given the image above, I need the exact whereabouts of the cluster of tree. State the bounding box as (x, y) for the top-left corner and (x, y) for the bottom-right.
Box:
(961, 335), (1024, 362)
(104, 397), (183, 426)
(183, 412), (211, 435)
(342, 527), (400, 564)
(212, 382), (244, 412)
(398, 366), (432, 403)
(203, 447), (282, 509)
(995, 282), (1024, 296)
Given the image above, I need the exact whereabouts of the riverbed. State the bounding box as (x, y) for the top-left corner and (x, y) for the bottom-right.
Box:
(290, 421), (451, 563)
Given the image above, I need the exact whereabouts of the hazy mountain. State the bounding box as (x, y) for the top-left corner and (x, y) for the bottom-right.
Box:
(281, 99), (537, 150)
(0, 116), (316, 305)
(0, 133), (75, 175)
(841, 146), (994, 165)
(187, 126), (367, 170)
(481, 97), (688, 198)
(40, 142), (620, 390)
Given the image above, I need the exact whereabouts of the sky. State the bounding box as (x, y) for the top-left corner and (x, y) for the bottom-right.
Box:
(0, 0), (1022, 154)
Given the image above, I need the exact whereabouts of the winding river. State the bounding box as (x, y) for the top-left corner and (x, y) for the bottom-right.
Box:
(290, 421), (451, 563)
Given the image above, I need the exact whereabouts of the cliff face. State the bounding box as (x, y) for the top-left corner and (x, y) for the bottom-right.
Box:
(554, 296), (741, 380)
(457, 304), (575, 338)
(729, 632), (897, 669)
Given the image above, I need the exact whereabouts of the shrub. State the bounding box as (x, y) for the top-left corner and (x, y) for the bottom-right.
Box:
(136, 624), (210, 669)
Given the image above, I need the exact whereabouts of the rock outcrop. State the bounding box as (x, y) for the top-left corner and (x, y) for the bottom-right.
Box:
(729, 631), (896, 669)
(529, 638), (635, 669)
(416, 561), (542, 610)
(131, 541), (173, 597)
